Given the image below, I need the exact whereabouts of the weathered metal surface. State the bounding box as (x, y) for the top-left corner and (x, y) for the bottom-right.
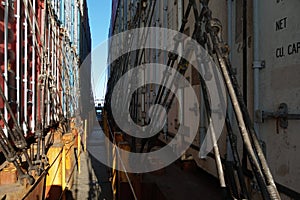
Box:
(106, 0), (300, 199)
(0, 163), (17, 185)
(0, 0), (91, 198)
(110, 0), (120, 37)
(45, 143), (63, 199)
(23, 172), (46, 200)
(0, 170), (46, 200)
(258, 0), (300, 187)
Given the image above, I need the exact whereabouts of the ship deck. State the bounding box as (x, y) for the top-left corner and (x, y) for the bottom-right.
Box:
(69, 126), (223, 200)
(69, 127), (113, 200)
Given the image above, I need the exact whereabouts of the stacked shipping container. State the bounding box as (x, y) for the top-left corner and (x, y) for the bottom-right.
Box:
(106, 0), (300, 199)
(0, 0), (91, 198)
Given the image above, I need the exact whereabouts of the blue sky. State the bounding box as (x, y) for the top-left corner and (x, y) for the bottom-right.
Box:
(87, 0), (112, 100)
(87, 1), (111, 49)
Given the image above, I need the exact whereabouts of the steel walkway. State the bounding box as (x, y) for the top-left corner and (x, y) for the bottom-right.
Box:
(70, 126), (112, 200)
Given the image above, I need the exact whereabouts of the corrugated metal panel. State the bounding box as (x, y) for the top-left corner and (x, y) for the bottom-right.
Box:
(109, 0), (120, 36)
(106, 0), (300, 199)
(0, 0), (91, 193)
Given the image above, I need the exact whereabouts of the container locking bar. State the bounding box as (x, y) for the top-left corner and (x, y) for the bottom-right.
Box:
(256, 103), (300, 129)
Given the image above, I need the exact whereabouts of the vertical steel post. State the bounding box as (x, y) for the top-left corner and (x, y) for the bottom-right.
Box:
(62, 146), (66, 190)
(3, 0), (9, 136)
(47, 22), (51, 126)
(51, 19), (54, 76)
(50, 18), (55, 123)
(199, 86), (207, 159)
(163, 0), (169, 139)
(253, 0), (261, 139)
(55, 26), (59, 122)
(32, 0), (36, 132)
(16, 0), (21, 125)
(77, 127), (81, 174)
(226, 0), (234, 163)
(24, 0), (29, 134)
(57, 27), (61, 116)
(52, 16), (56, 122)
(84, 119), (87, 152)
(177, 0), (184, 152)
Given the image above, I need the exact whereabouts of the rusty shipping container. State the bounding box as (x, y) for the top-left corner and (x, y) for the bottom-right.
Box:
(0, 0), (92, 199)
